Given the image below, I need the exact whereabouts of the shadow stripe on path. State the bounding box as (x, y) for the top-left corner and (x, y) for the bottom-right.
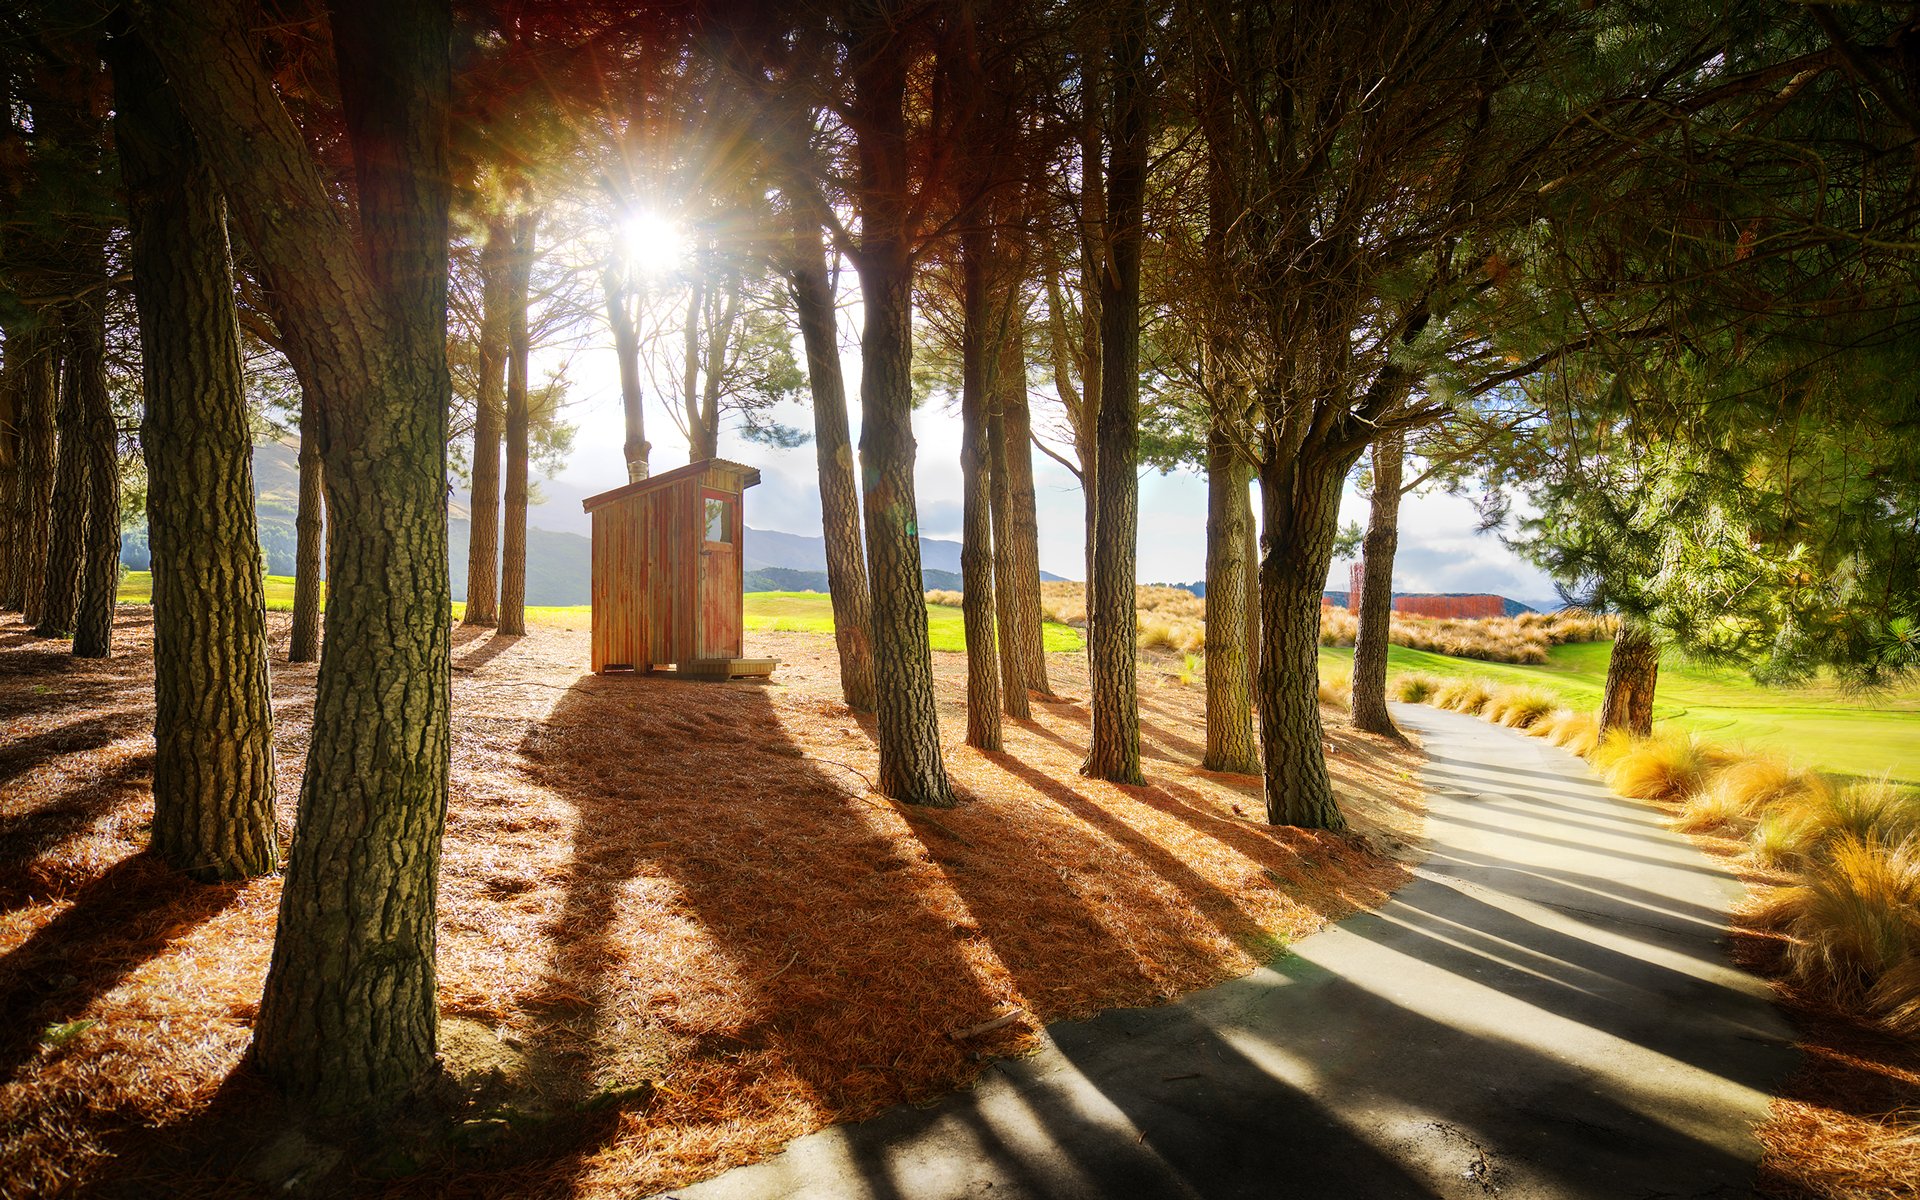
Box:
(657, 704), (1796, 1200)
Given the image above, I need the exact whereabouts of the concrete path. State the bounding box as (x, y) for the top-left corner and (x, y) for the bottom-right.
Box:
(661, 704), (1797, 1199)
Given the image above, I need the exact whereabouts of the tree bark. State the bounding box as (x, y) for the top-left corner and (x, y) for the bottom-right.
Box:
(69, 289), (121, 660)
(959, 232), (1003, 751)
(1203, 418), (1258, 773)
(988, 372), (1030, 720)
(116, 32), (278, 880)
(602, 262), (649, 483)
(1349, 430), (1404, 737)
(34, 315), (89, 640)
(139, 0), (455, 1112)
(1082, 0), (1147, 786)
(1600, 616), (1659, 737)
(290, 375), (325, 663)
(993, 333), (1050, 699)
(848, 17), (953, 806)
(0, 346), (17, 603)
(1256, 446), (1357, 830)
(786, 211), (876, 712)
(462, 215), (509, 627)
(3, 328), (56, 619)
(498, 209), (533, 637)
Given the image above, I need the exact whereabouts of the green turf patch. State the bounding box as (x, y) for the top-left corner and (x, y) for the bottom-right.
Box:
(1321, 641), (1920, 783)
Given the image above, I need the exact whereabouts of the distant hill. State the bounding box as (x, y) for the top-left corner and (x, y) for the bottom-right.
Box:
(745, 566), (964, 594)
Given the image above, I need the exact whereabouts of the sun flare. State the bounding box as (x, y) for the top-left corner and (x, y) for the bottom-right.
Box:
(621, 209), (690, 279)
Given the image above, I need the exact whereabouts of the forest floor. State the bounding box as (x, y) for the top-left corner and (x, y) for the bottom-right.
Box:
(0, 609), (1422, 1198)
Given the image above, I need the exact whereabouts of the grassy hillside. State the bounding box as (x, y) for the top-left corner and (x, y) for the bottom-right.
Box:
(743, 591), (1083, 654)
(115, 579), (1083, 653)
(1320, 640), (1920, 782)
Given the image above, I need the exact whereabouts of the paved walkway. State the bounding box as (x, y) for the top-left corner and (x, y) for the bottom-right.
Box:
(662, 704), (1796, 1199)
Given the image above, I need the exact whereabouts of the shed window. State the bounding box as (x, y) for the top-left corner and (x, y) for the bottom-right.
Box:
(704, 496), (732, 543)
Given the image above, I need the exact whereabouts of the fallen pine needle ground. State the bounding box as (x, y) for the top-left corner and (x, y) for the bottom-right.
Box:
(0, 609), (1423, 1197)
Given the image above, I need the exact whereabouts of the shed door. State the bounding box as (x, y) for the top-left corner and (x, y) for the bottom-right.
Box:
(697, 488), (742, 659)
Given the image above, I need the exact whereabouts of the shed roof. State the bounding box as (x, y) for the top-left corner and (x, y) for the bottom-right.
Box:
(581, 458), (762, 513)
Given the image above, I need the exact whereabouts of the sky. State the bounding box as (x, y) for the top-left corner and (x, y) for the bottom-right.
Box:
(536, 300), (1560, 603)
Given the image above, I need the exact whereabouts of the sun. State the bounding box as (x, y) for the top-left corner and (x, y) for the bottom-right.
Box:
(620, 209), (690, 279)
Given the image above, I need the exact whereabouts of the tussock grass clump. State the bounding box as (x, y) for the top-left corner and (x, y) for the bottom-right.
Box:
(1587, 728), (1639, 772)
(1318, 666), (1353, 710)
(1746, 779), (1920, 867)
(1392, 672), (1445, 703)
(1432, 677), (1494, 715)
(1761, 835), (1920, 1035)
(1486, 686), (1558, 729)
(1138, 617), (1205, 655)
(1678, 757), (1829, 834)
(925, 589), (964, 608)
(1605, 731), (1723, 801)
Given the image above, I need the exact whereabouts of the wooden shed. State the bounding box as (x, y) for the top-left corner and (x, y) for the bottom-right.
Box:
(581, 458), (775, 679)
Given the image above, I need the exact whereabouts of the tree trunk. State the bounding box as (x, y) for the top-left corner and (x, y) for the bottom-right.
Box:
(786, 212), (876, 712)
(1349, 430), (1404, 737)
(1082, 0), (1147, 786)
(290, 375), (325, 663)
(1203, 419), (1258, 773)
(498, 209), (534, 637)
(988, 378), (1030, 720)
(1256, 447), (1357, 830)
(959, 234), (1003, 751)
(0, 348), (16, 603)
(1600, 617), (1659, 737)
(140, 0), (456, 1112)
(34, 315), (88, 640)
(993, 333), (1050, 699)
(848, 22), (953, 806)
(603, 263), (649, 483)
(462, 216), (509, 627)
(3, 328), (56, 619)
(116, 32), (278, 880)
(69, 288), (121, 660)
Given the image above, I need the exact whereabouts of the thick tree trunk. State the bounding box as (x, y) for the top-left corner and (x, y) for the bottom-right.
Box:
(848, 23), (952, 806)
(1349, 430), (1404, 737)
(462, 216), (509, 627)
(994, 334), (1050, 699)
(959, 236), (1003, 751)
(34, 317), (89, 640)
(69, 292), (120, 659)
(1256, 447), (1357, 830)
(1203, 420), (1258, 773)
(289, 377), (325, 663)
(117, 34), (278, 880)
(602, 264), (648, 483)
(4, 329), (56, 618)
(497, 210), (533, 637)
(141, 0), (456, 1112)
(786, 213), (876, 712)
(1082, 0), (1147, 786)
(1600, 617), (1659, 737)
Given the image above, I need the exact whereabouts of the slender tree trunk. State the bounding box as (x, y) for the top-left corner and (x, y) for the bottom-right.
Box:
(290, 373), (325, 663)
(462, 216), (509, 627)
(1600, 617), (1659, 737)
(988, 377), (1030, 719)
(4, 329), (57, 616)
(1256, 446), (1358, 830)
(959, 234), (1003, 751)
(141, 0), (457, 1112)
(786, 213), (876, 711)
(1242, 481), (1259, 694)
(34, 315), (88, 640)
(1350, 430), (1404, 736)
(848, 22), (952, 806)
(1082, 0), (1147, 785)
(694, 282), (738, 461)
(680, 276), (708, 460)
(69, 289), (120, 659)
(498, 209), (533, 637)
(0, 350), (16, 602)
(602, 263), (649, 483)
(117, 33), (278, 879)
(1203, 419), (1258, 773)
(994, 333), (1050, 699)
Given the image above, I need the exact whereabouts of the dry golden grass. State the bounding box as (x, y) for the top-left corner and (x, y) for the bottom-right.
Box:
(1757, 837), (1920, 1036)
(1484, 686), (1558, 730)
(1010, 584), (1611, 665)
(1318, 666), (1353, 711)
(1677, 758), (1829, 834)
(1391, 672), (1444, 704)
(1432, 677), (1494, 716)
(1605, 731), (1724, 802)
(0, 608), (1423, 1198)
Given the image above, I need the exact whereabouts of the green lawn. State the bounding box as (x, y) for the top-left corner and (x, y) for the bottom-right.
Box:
(743, 591), (1084, 654)
(115, 578), (1083, 652)
(1319, 640), (1920, 782)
